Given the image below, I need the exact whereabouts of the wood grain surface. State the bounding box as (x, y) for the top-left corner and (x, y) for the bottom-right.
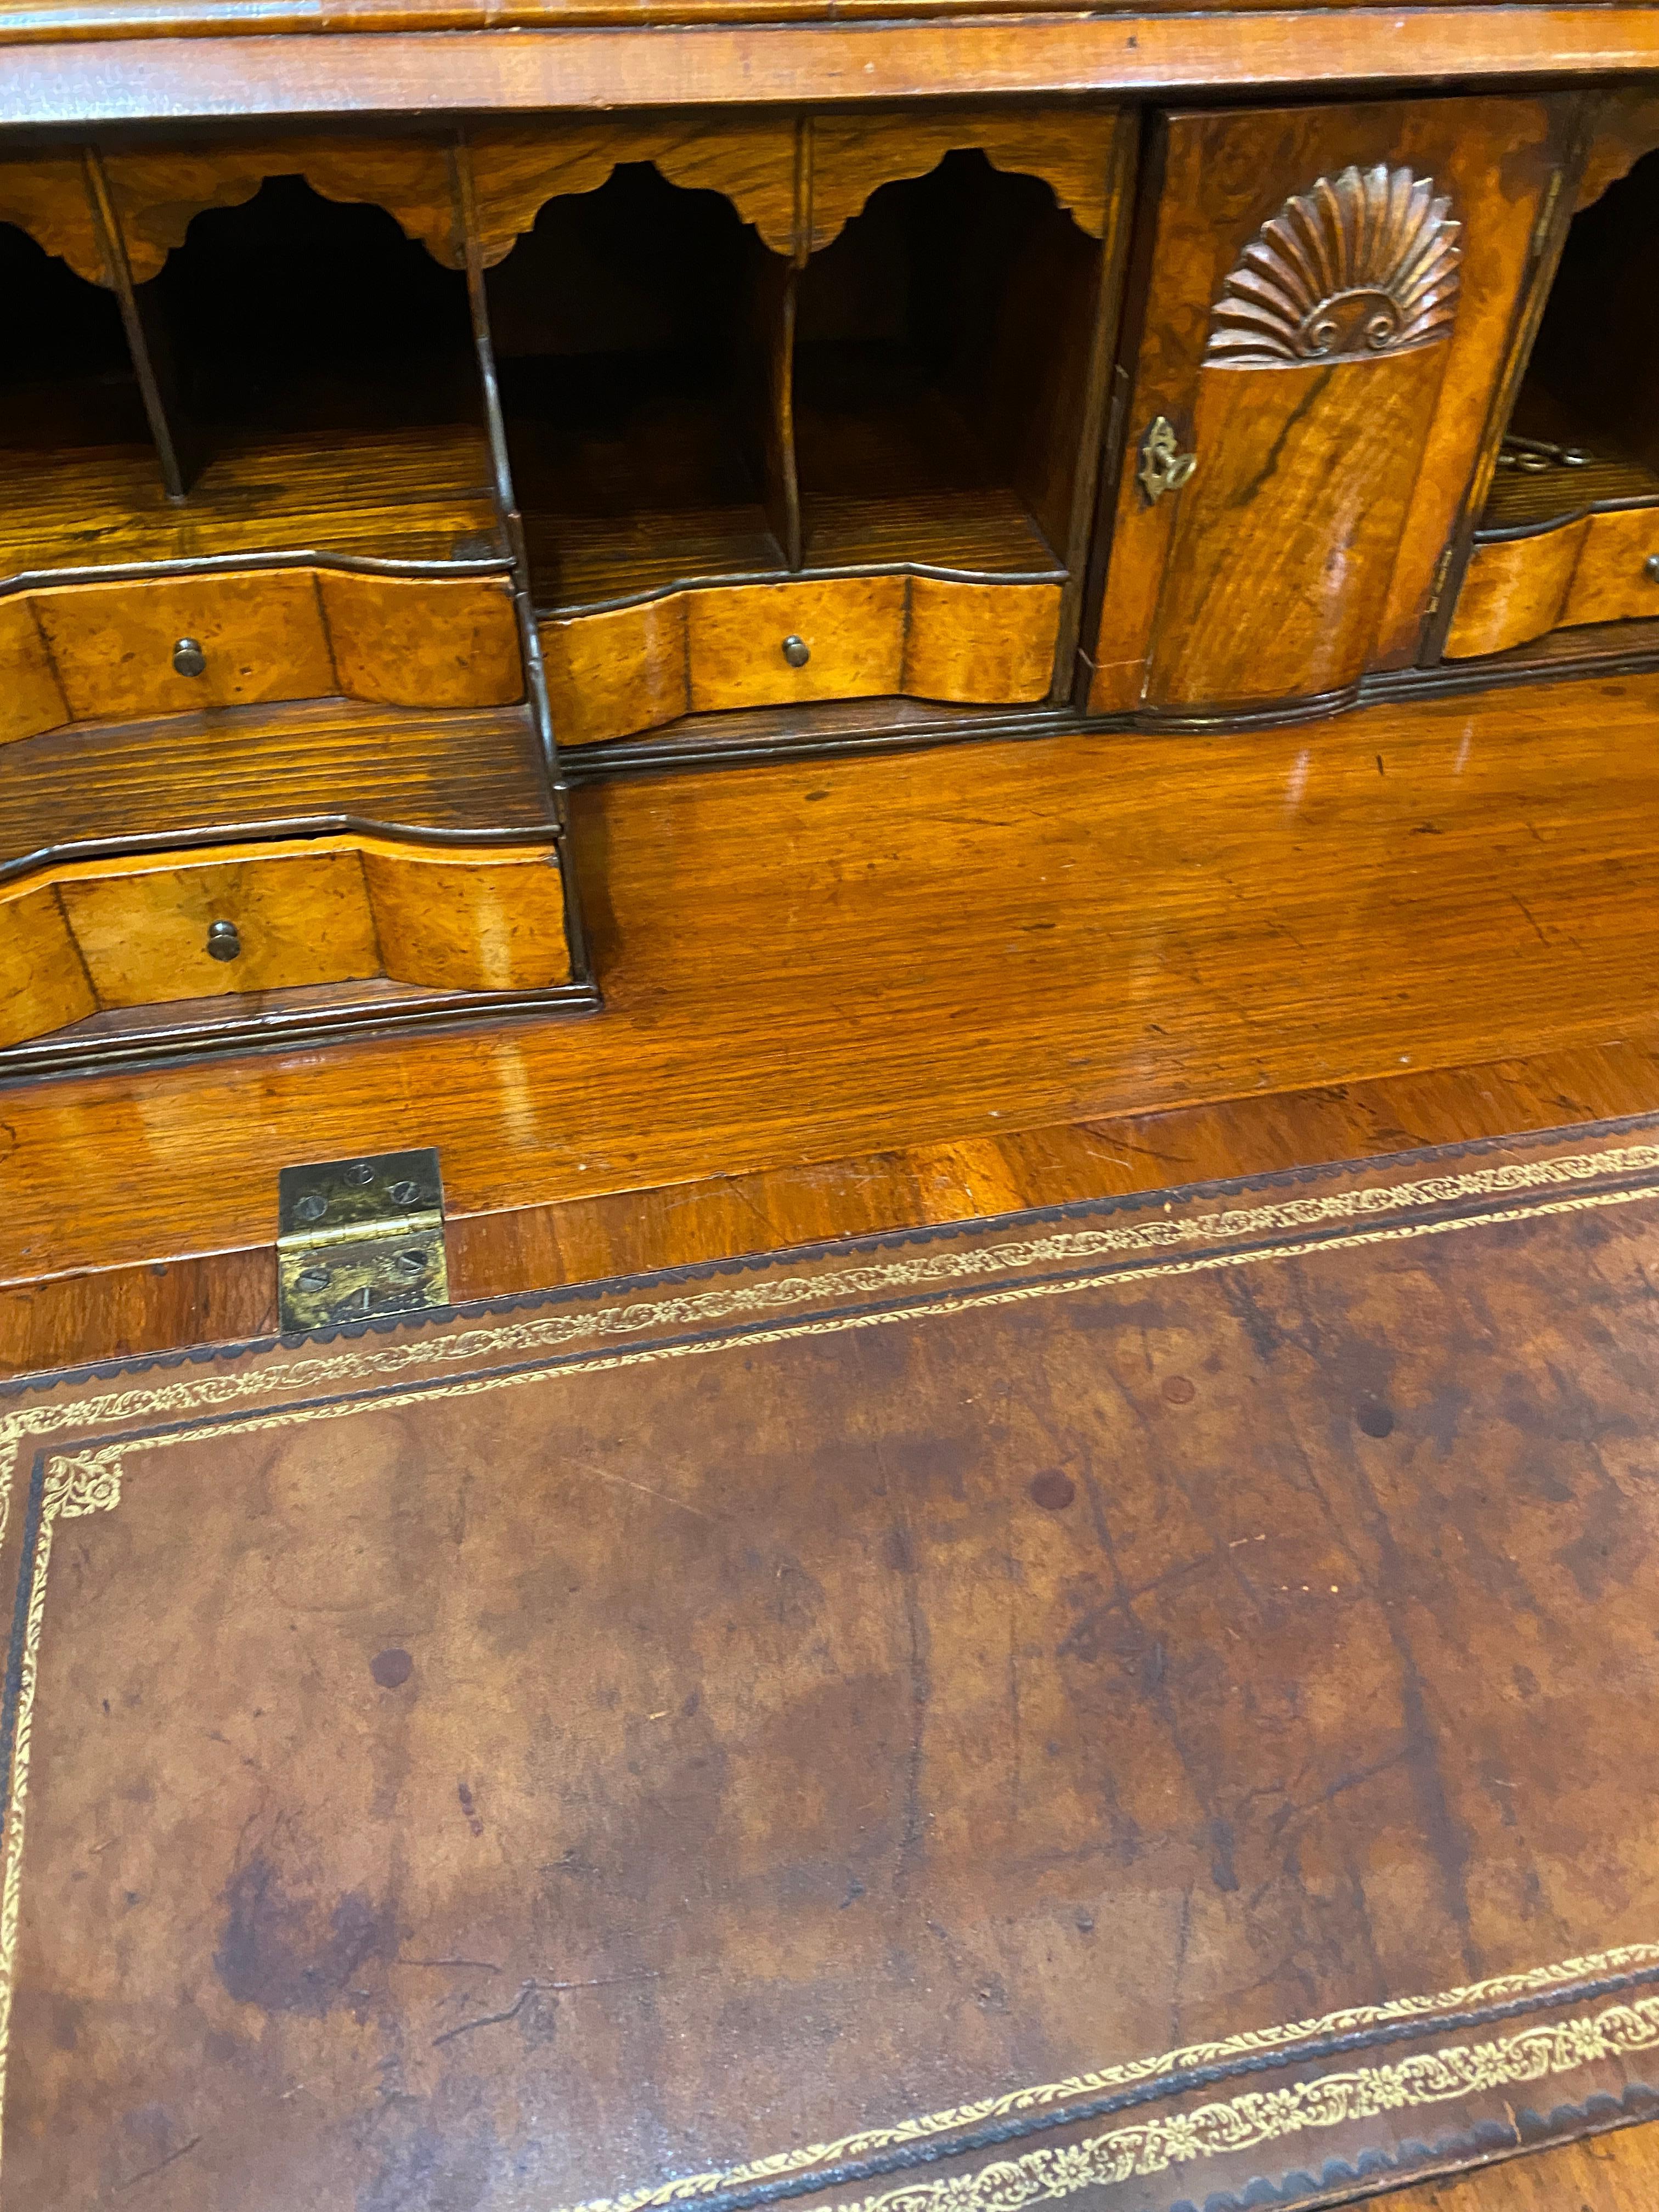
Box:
(5, 665), (1659, 1289)
(0, 568), (522, 744)
(804, 104), (1121, 253)
(1444, 520), (1589, 659)
(541, 575), (1063, 742)
(0, 427), (501, 579)
(3, 11), (1659, 111)
(0, 696), (558, 873)
(1087, 95), (1555, 714)
(0, 833), (569, 1041)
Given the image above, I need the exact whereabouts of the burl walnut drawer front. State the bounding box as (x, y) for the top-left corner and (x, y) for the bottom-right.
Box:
(13, 836), (571, 1039)
(1, 571), (524, 741)
(1557, 508), (1659, 630)
(57, 847), (383, 1006)
(687, 578), (907, 712)
(542, 575), (1063, 744)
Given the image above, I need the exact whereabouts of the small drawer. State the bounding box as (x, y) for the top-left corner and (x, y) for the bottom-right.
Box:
(687, 578), (907, 713)
(32, 572), (338, 725)
(57, 847), (382, 1007)
(1443, 518), (1589, 660)
(1558, 507), (1659, 630)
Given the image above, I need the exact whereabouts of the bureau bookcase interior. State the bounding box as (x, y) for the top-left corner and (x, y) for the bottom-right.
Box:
(3, 86), (1659, 1076)
(1445, 139), (1659, 663)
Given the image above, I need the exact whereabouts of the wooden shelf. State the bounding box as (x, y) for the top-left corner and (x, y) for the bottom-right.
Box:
(0, 693), (557, 876)
(0, 425), (505, 581)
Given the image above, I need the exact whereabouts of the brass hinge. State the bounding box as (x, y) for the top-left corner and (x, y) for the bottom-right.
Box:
(1425, 541), (1457, 618)
(276, 1147), (449, 1333)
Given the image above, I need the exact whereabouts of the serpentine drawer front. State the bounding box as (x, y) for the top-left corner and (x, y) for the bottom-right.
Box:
(0, 571), (524, 746)
(1446, 507), (1659, 658)
(540, 575), (1063, 746)
(0, 836), (571, 1048)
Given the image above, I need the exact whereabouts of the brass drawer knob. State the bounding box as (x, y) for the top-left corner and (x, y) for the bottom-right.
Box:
(173, 637), (207, 678)
(206, 918), (241, 962)
(1645, 556), (1659, 583)
(781, 635), (811, 668)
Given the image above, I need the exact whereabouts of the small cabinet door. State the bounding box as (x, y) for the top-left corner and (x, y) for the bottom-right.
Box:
(1086, 95), (1564, 718)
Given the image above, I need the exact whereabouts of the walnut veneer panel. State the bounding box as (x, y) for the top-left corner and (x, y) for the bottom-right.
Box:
(102, 136), (458, 281)
(0, 149), (104, 283)
(1559, 506), (1659, 627)
(1444, 521), (1590, 658)
(102, 121), (802, 274)
(0, 569), (522, 745)
(1089, 95), (1558, 714)
(469, 117), (799, 261)
(1147, 348), (1448, 709)
(58, 843), (382, 1003)
(541, 575), (1063, 742)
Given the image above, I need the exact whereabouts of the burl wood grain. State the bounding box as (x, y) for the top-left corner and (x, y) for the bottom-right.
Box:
(57, 842), (383, 1004)
(1558, 506), (1659, 628)
(541, 575), (1064, 738)
(0, 833), (568, 1038)
(315, 573), (522, 709)
(1088, 96), (1556, 713)
(0, 595), (70, 748)
(687, 574), (906, 709)
(804, 104), (1121, 253)
(0, 568), (523, 742)
(31, 569), (337, 724)
(358, 843), (572, 989)
(539, 596), (691, 748)
(903, 576), (1060, 702)
(1443, 521), (1589, 658)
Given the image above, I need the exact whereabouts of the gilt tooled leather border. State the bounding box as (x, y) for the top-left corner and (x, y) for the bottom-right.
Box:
(9, 1104), (1659, 1403)
(6, 1113), (1659, 2210)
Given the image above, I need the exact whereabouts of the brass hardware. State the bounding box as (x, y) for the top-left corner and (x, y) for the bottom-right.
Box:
(276, 1146), (449, 1333)
(205, 919), (241, 963)
(1645, 556), (1659, 583)
(781, 635), (811, 668)
(1137, 416), (1197, 505)
(172, 637), (207, 678)
(1496, 435), (1595, 474)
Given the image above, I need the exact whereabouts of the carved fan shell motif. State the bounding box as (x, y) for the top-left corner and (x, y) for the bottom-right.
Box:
(1205, 163), (1462, 369)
